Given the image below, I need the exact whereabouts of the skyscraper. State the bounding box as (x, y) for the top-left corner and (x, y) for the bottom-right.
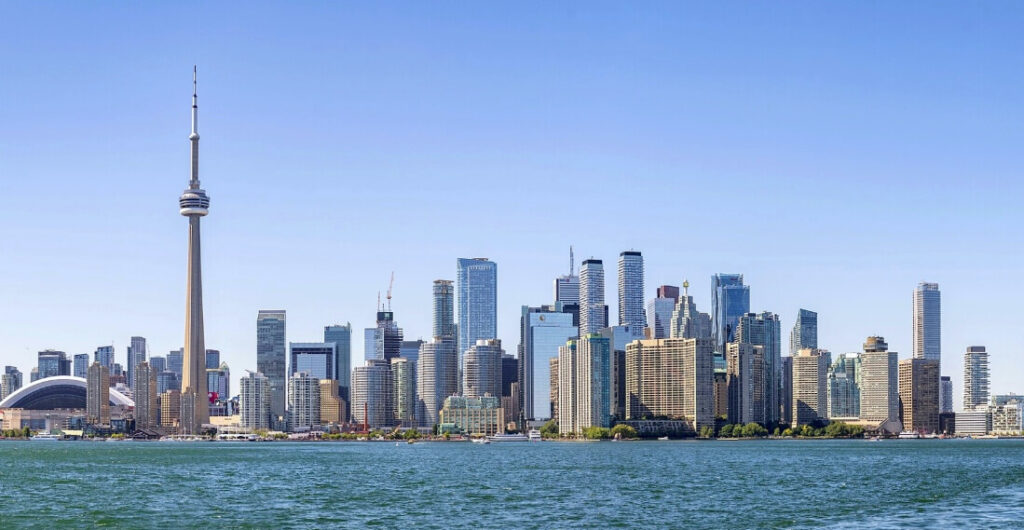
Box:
(257, 310), (287, 429)
(519, 305), (578, 421)
(432, 280), (456, 339)
(963, 346), (990, 411)
(647, 285), (678, 340)
(899, 358), (940, 434)
(391, 357), (416, 426)
(287, 372), (321, 432)
(324, 323), (352, 403)
(289, 343), (337, 380)
(205, 349), (220, 370)
(178, 68), (211, 435)
(827, 353), (861, 418)
(711, 274), (749, 348)
(239, 371), (271, 430)
(166, 348), (183, 379)
(735, 311), (782, 425)
(127, 336), (147, 390)
(367, 310), (403, 362)
(617, 251), (645, 329)
(859, 337), (900, 427)
(790, 309), (818, 355)
(579, 259), (606, 335)
(554, 247), (580, 307)
(669, 281), (712, 340)
(1, 367), (23, 401)
(73, 354), (90, 379)
(351, 359), (394, 429)
(463, 339), (503, 399)
(792, 348), (830, 428)
(86, 362), (110, 426)
(416, 338), (457, 428)
(624, 338), (715, 433)
(37, 350), (70, 379)
(940, 376), (954, 414)
(913, 282), (941, 367)
(726, 342), (762, 425)
(456, 258), (498, 382)
(134, 361), (158, 430)
(94, 346), (115, 371)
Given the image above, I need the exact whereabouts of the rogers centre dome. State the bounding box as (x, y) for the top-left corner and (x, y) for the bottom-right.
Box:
(0, 376), (134, 409)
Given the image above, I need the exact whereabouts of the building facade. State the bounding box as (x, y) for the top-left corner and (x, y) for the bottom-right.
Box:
(134, 361), (158, 430)
(256, 310), (287, 429)
(789, 309), (817, 355)
(287, 371), (321, 432)
(323, 323), (352, 403)
(624, 338), (715, 433)
(351, 359), (394, 429)
(859, 337), (900, 426)
(898, 358), (939, 434)
(912, 282), (941, 368)
(86, 362), (110, 426)
(519, 305), (578, 421)
(792, 348), (830, 427)
(239, 371), (271, 431)
(456, 258), (498, 384)
(710, 274), (749, 348)
(579, 259), (606, 335)
(463, 339), (503, 399)
(438, 395), (504, 436)
(617, 251), (645, 329)
(963, 346), (990, 411)
(827, 353), (861, 419)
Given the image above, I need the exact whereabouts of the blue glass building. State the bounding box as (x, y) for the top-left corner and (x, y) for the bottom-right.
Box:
(711, 274), (749, 348)
(457, 258), (498, 386)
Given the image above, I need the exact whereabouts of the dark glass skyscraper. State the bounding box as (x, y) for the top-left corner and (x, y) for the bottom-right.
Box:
(324, 323), (353, 402)
(257, 310), (287, 428)
(790, 308), (818, 355)
(711, 274), (749, 348)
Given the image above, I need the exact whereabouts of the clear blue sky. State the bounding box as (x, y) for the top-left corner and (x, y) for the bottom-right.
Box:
(2, 2), (1022, 408)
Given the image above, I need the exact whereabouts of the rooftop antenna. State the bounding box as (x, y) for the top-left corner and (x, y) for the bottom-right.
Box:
(683, 279), (689, 298)
(377, 291), (381, 312)
(569, 246), (575, 276)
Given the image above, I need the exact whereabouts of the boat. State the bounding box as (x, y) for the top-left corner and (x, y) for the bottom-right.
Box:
(657, 436), (670, 441)
(30, 433), (60, 441)
(488, 433), (529, 442)
(898, 431), (921, 439)
(470, 437), (491, 444)
(867, 436), (880, 442)
(527, 429), (542, 442)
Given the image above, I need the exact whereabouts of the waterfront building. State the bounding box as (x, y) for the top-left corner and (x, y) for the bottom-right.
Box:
(557, 334), (612, 436)
(86, 362), (110, 426)
(599, 325), (645, 421)
(464, 339), (503, 400)
(710, 274), (749, 349)
(319, 379), (345, 425)
(554, 247), (580, 307)
(177, 71), (213, 435)
(289, 342), (336, 380)
(735, 312), (782, 425)
(166, 349), (183, 379)
(159, 390), (182, 428)
(239, 371), (271, 431)
(792, 348), (830, 427)
(127, 336), (147, 390)
(647, 285), (679, 339)
(287, 372), (321, 432)
(624, 338), (715, 433)
(73, 354), (89, 379)
(789, 309), (818, 355)
(391, 357), (415, 426)
(827, 353), (861, 419)
(940, 376), (954, 414)
(549, 357), (559, 422)
(726, 342), (763, 425)
(964, 346), (990, 411)
(618, 251), (646, 329)
(579, 259), (606, 335)
(955, 410), (991, 436)
(416, 338), (457, 428)
(781, 356), (793, 426)
(859, 337), (900, 427)
(519, 305), (578, 421)
(899, 359), (940, 434)
(351, 359), (394, 429)
(257, 310), (287, 429)
(438, 395), (504, 436)
(913, 282), (941, 369)
(457, 258), (498, 385)
(95, 346), (115, 371)
(990, 401), (1023, 435)
(134, 362), (158, 430)
(323, 324), (352, 403)
(38, 350), (71, 379)
(669, 281), (711, 340)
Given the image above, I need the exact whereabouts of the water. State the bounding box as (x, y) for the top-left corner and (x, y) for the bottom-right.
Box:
(1, 439), (1023, 528)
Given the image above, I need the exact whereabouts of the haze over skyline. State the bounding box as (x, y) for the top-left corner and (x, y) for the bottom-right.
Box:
(1, 3), (1022, 407)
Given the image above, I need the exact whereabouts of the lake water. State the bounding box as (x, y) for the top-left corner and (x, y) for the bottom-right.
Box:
(1, 439), (1022, 528)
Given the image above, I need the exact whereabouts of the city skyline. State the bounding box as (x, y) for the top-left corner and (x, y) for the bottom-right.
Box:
(1, 3), (1022, 409)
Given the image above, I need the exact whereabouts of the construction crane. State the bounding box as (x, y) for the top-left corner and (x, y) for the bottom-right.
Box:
(386, 271), (395, 311)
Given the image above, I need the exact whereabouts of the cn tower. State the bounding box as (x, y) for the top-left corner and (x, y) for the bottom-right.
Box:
(179, 66), (210, 433)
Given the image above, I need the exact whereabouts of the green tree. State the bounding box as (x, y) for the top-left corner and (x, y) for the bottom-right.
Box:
(720, 424), (734, 437)
(773, 427), (781, 437)
(699, 425), (714, 439)
(540, 419), (558, 436)
(582, 426), (610, 439)
(781, 428), (795, 437)
(403, 429), (421, 440)
(741, 423), (768, 438)
(610, 424), (638, 439)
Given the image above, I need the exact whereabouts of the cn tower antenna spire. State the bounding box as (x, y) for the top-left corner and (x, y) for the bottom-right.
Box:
(189, 65), (200, 189)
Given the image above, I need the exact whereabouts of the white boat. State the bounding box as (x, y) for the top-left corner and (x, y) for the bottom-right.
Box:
(527, 429), (542, 442)
(30, 433), (60, 441)
(657, 436), (670, 441)
(470, 437), (490, 444)
(488, 433), (529, 442)
(898, 431), (921, 439)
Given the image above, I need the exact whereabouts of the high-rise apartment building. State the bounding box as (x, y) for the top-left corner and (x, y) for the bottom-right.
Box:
(598, 325), (645, 421)
(37, 350), (70, 379)
(780, 356), (793, 426)
(73, 354), (90, 379)
(790, 309), (817, 355)
(432, 280), (456, 339)
(159, 390), (181, 428)
(319, 379), (345, 425)
(94, 346), (115, 371)
(416, 338), (457, 428)
(899, 358), (940, 434)
(792, 348), (830, 427)
(859, 337), (900, 426)
(827, 353), (861, 418)
(557, 334), (611, 436)
(127, 336), (147, 390)
(913, 283), (941, 368)
(624, 338), (715, 433)
(256, 310), (287, 429)
(240, 371), (271, 430)
(735, 312), (781, 425)
(86, 362), (110, 426)
(963, 346), (990, 411)
(134, 361), (158, 430)
(726, 342), (762, 425)
(287, 371), (321, 432)
(352, 359), (394, 429)
(456, 258), (498, 384)
(463, 339), (503, 399)
(391, 357), (416, 426)
(711, 274), (749, 348)
(579, 259), (606, 335)
(618, 251), (645, 329)
(323, 323), (352, 403)
(940, 375), (953, 414)
(519, 305), (578, 421)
